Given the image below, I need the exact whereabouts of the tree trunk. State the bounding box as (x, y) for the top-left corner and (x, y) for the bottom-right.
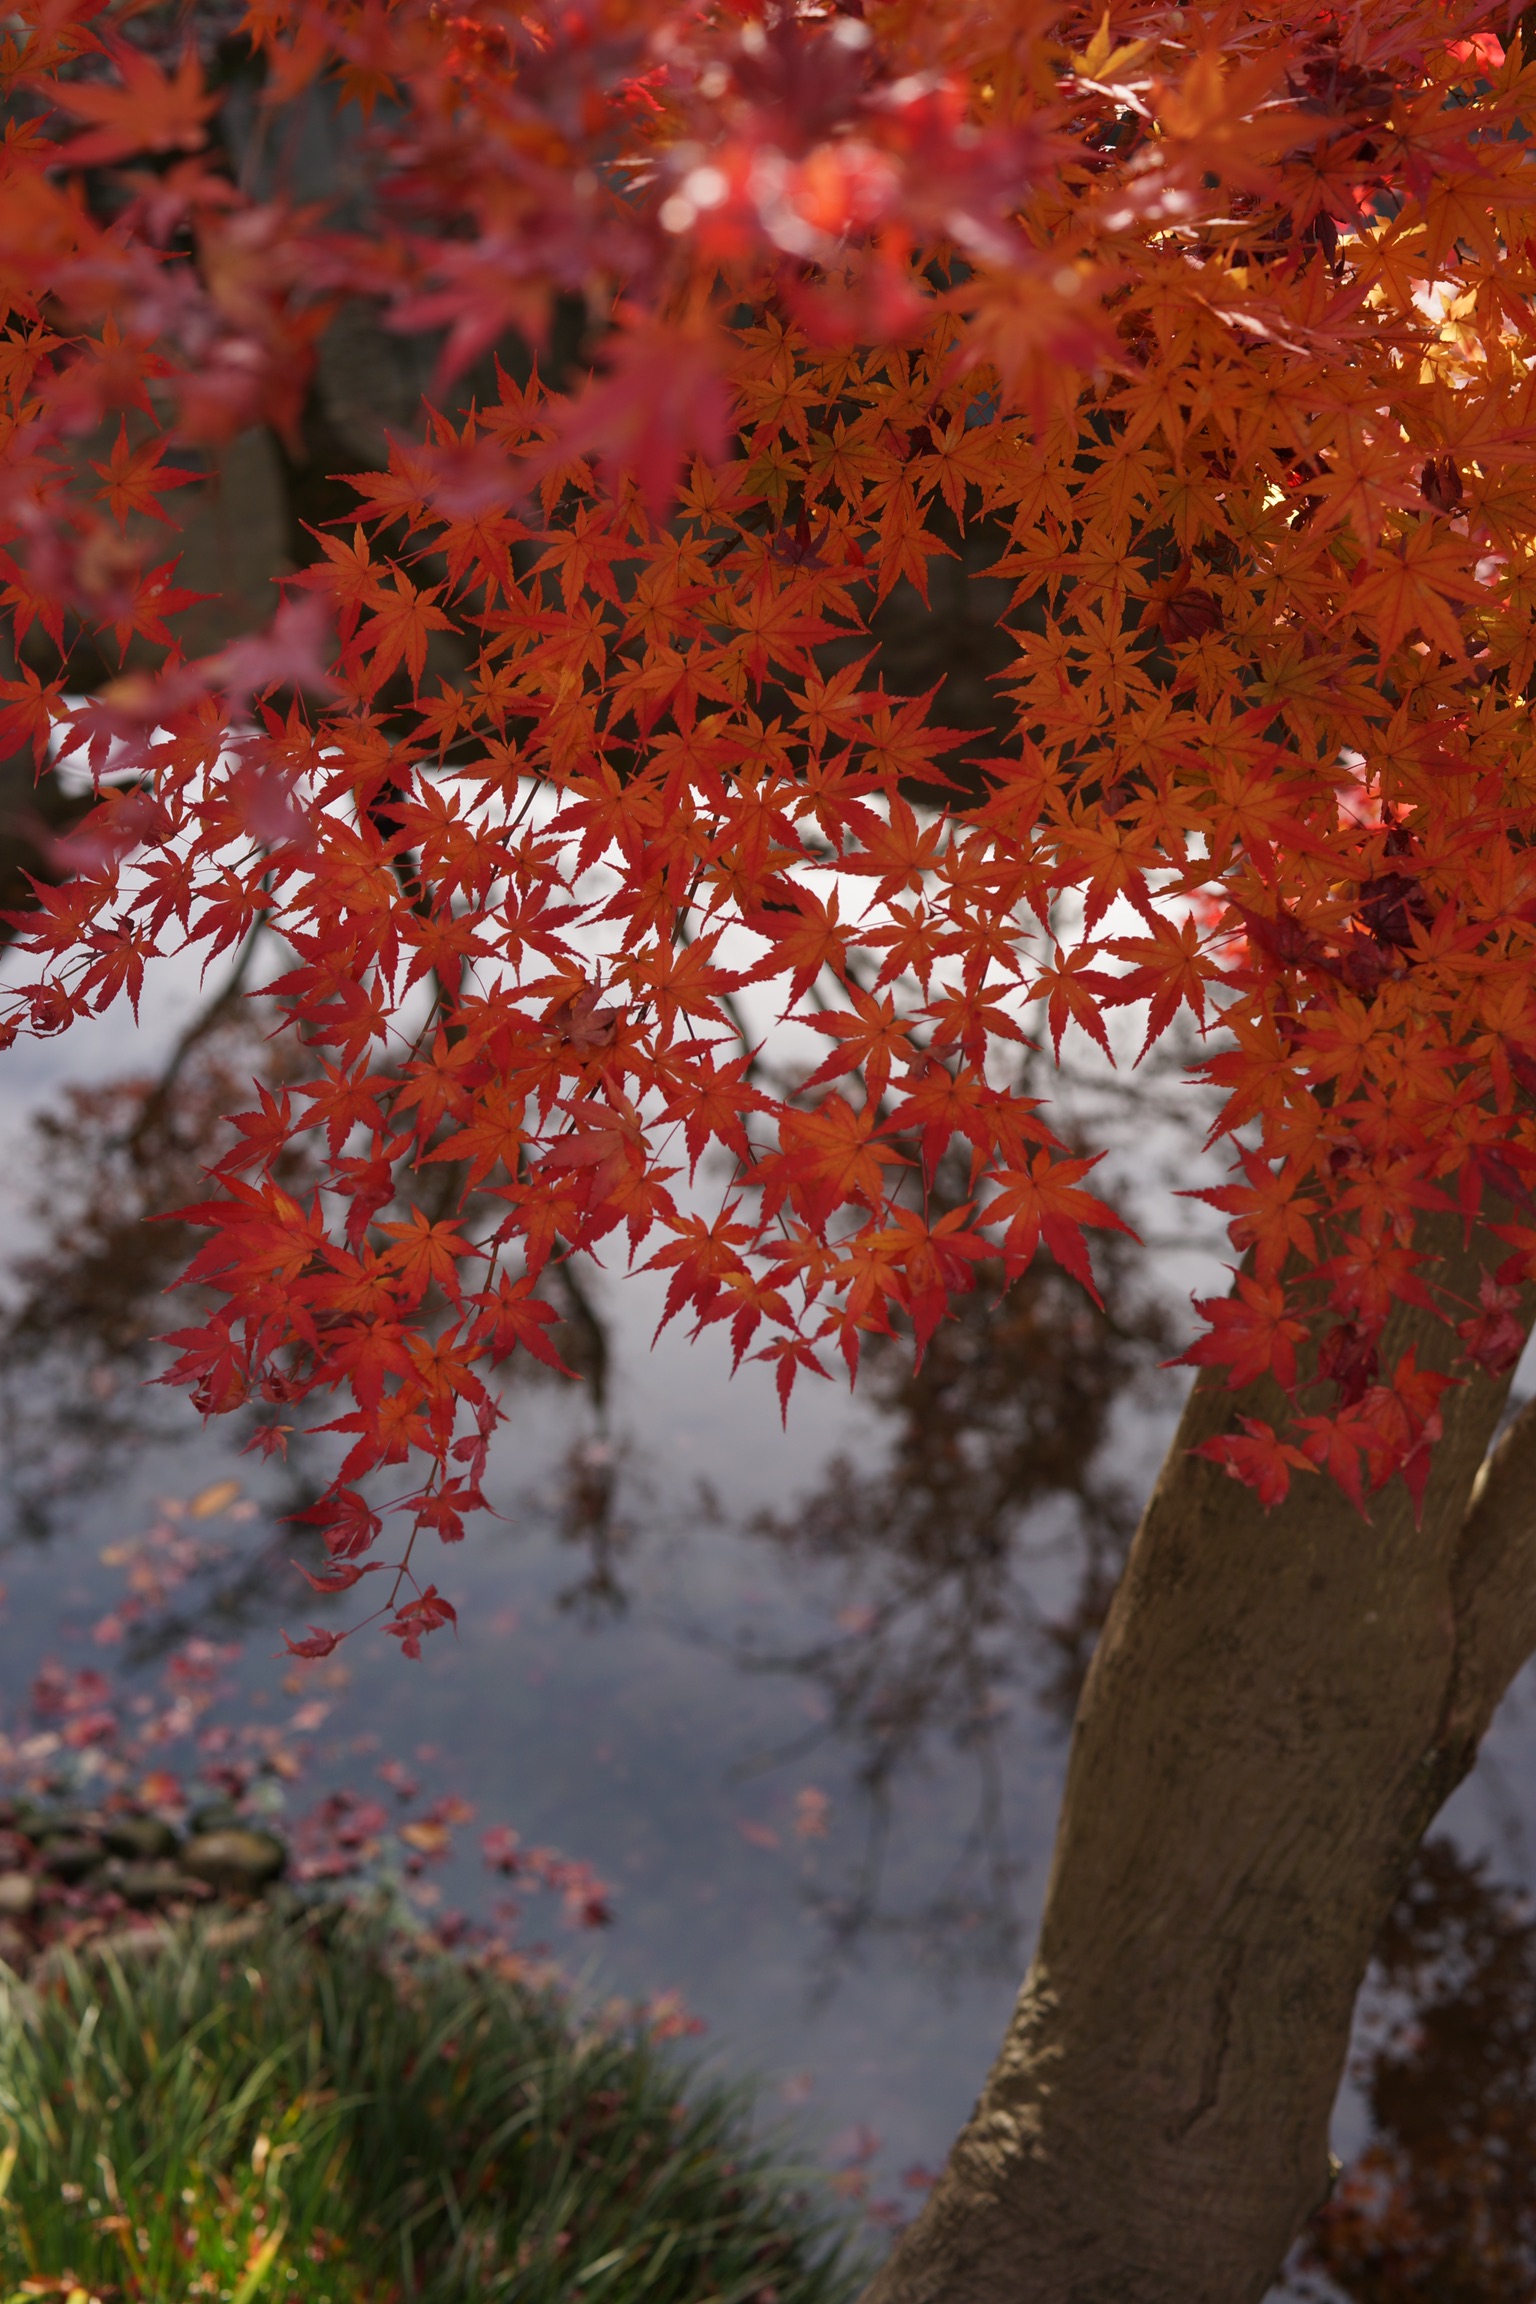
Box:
(864, 1233), (1536, 2304)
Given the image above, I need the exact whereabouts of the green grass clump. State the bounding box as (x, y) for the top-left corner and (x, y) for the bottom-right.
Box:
(0, 1912), (860, 2304)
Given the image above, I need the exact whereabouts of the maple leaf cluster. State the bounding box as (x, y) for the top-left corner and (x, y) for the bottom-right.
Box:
(3, 0), (1536, 1653)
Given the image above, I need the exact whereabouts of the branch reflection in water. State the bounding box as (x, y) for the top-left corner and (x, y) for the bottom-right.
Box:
(0, 992), (304, 1538)
(723, 1201), (1173, 1994)
(0, 971), (618, 1615)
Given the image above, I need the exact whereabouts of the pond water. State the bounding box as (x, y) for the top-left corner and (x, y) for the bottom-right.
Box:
(5, 958), (1536, 2292)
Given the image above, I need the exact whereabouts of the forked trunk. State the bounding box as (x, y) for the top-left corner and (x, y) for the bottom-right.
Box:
(864, 1237), (1536, 2304)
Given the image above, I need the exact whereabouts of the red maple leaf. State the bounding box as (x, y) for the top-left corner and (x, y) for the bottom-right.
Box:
(984, 1151), (1134, 1301)
(1177, 1275), (1310, 1394)
(1194, 1417), (1315, 1509)
(384, 1585), (458, 1660)
(46, 41), (216, 167)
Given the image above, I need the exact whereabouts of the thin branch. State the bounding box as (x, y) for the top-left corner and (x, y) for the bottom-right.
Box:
(124, 922), (269, 1155)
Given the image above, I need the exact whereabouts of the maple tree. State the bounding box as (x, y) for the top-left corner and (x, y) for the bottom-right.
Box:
(6, 0), (1536, 2292)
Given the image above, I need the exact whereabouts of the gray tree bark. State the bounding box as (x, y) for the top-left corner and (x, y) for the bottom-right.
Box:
(864, 1224), (1536, 2304)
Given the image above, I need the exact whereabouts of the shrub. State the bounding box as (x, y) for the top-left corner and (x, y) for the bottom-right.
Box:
(0, 1910), (858, 2304)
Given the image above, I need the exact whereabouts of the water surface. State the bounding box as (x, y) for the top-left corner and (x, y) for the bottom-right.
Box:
(4, 962), (1536, 2285)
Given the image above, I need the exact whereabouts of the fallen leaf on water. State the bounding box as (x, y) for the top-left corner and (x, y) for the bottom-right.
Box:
(190, 1479), (243, 1520)
(399, 1818), (452, 1856)
(793, 1786), (831, 1839)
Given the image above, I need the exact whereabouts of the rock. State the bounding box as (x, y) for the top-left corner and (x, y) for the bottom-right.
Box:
(40, 1834), (104, 1883)
(102, 1815), (180, 1863)
(188, 1802), (242, 1835)
(0, 1872), (35, 1915)
(21, 1806), (88, 1843)
(181, 1830), (287, 1894)
(102, 1859), (205, 1908)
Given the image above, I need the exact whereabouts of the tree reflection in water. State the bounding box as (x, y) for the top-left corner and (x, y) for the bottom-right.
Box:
(1289, 1835), (1536, 2303)
(552, 1429), (635, 1622)
(734, 1218), (1173, 1990)
(19, 1001), (1536, 2279)
(0, 992), (295, 1537)
(0, 979), (613, 1609)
